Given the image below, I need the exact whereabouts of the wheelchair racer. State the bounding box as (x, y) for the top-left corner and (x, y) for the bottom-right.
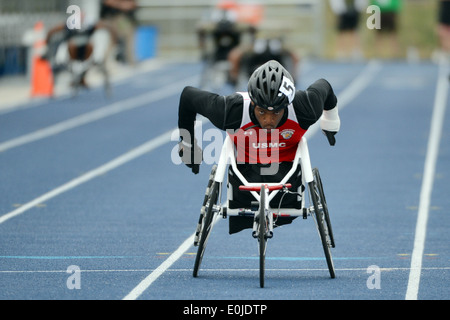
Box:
(46, 15), (117, 89)
(177, 60), (340, 233)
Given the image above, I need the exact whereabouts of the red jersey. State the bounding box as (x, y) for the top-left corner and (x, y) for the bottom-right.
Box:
(229, 92), (307, 164)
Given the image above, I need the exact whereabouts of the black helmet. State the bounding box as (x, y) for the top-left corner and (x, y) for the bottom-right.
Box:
(247, 60), (295, 111)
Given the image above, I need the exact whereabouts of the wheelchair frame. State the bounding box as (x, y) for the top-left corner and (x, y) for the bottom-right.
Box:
(193, 134), (335, 287)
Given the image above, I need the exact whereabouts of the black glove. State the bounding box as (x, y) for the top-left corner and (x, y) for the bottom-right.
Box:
(178, 138), (203, 174)
(322, 130), (337, 146)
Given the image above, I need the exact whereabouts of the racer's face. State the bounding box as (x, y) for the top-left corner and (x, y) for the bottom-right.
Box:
(254, 105), (285, 131)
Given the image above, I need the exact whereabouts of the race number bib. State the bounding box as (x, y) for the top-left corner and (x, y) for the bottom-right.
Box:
(278, 76), (295, 104)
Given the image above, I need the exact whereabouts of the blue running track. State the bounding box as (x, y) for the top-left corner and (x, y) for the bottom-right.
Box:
(0, 59), (448, 301)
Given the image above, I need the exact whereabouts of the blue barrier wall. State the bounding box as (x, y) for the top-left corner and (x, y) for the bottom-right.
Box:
(0, 47), (28, 76)
(135, 26), (158, 61)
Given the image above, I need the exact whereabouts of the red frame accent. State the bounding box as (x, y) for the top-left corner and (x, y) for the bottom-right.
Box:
(239, 183), (292, 192)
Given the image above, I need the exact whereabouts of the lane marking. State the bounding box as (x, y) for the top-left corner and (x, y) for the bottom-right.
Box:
(124, 61), (382, 300)
(123, 233), (195, 300)
(334, 60), (382, 107)
(405, 58), (449, 300)
(305, 60), (381, 138)
(123, 214), (221, 300)
(207, 256), (388, 261)
(0, 75), (198, 153)
(0, 117), (207, 224)
(0, 255), (137, 259)
(0, 59), (167, 115)
(0, 129), (174, 225)
(2, 266), (449, 274)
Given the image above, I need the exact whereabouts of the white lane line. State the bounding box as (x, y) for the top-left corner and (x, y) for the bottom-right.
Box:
(0, 130), (174, 225)
(335, 60), (382, 107)
(0, 75), (197, 153)
(122, 213), (220, 300)
(2, 266), (450, 274)
(305, 60), (382, 139)
(0, 115), (207, 225)
(0, 59), (167, 115)
(122, 233), (195, 300)
(124, 61), (382, 300)
(405, 58), (449, 300)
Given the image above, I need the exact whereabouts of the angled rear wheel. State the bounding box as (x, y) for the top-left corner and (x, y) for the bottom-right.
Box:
(309, 168), (335, 279)
(193, 179), (220, 278)
(313, 168), (335, 248)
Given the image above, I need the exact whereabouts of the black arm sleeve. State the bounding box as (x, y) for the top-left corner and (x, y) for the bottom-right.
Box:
(178, 86), (243, 144)
(292, 79), (337, 130)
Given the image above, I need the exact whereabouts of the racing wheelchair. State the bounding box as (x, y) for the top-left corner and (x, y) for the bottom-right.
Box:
(192, 133), (336, 288)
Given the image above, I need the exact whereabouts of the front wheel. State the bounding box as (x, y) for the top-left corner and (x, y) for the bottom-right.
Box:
(258, 185), (267, 288)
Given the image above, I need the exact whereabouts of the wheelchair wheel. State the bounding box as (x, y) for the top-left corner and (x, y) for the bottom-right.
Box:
(194, 165), (217, 246)
(309, 169), (335, 279)
(193, 179), (220, 278)
(313, 168), (335, 248)
(258, 185), (267, 288)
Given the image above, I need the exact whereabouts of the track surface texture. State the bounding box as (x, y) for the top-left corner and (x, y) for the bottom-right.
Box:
(0, 59), (448, 301)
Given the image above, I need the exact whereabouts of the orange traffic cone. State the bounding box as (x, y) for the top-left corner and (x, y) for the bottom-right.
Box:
(30, 21), (54, 97)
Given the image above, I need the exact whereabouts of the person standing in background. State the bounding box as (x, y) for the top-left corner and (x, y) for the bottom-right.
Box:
(370, 0), (402, 59)
(437, 0), (450, 57)
(329, 0), (367, 60)
(100, 0), (137, 65)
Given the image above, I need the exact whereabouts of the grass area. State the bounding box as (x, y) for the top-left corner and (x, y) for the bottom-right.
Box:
(324, 0), (439, 60)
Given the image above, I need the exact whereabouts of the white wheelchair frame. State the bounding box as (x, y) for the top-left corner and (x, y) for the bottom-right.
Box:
(193, 133), (335, 287)
(219, 134), (312, 216)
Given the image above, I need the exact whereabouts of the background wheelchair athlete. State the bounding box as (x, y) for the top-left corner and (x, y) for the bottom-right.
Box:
(177, 60), (340, 233)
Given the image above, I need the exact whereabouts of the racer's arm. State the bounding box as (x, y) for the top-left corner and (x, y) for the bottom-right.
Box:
(178, 86), (242, 144)
(292, 79), (340, 145)
(177, 86), (243, 173)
